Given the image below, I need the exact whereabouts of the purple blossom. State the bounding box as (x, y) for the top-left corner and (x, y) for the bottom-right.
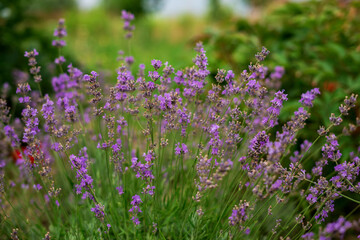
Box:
(121, 10), (135, 38)
(334, 161), (359, 182)
(246, 79), (261, 93)
(302, 232), (314, 240)
(270, 179), (282, 191)
(263, 90), (288, 127)
(225, 70), (234, 82)
(54, 56), (66, 65)
(229, 201), (250, 229)
(322, 134), (342, 162)
(329, 113), (343, 126)
(91, 204), (105, 222)
(249, 131), (269, 159)
(174, 70), (185, 84)
(21, 106), (40, 143)
(129, 194), (142, 225)
(322, 217), (352, 239)
(33, 184), (42, 191)
(52, 39), (66, 47)
(306, 194), (317, 204)
(24, 49), (39, 58)
(148, 71), (160, 81)
(51, 142), (63, 152)
(4, 125), (19, 147)
(175, 143), (188, 155)
(151, 59), (162, 70)
(125, 56), (134, 66)
(270, 66), (285, 79)
(16, 83), (31, 94)
(116, 186), (124, 195)
(255, 46), (270, 62)
(53, 19), (67, 48)
(69, 148), (95, 201)
(299, 88), (320, 107)
(131, 151), (155, 196)
(41, 94), (57, 133)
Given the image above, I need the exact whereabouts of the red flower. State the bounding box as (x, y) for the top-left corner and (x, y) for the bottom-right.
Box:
(12, 146), (36, 164)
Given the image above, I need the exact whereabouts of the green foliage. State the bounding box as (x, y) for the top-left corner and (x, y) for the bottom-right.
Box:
(203, 0), (360, 149)
(61, 9), (197, 78)
(0, 0), (76, 97)
(27, 0), (76, 12)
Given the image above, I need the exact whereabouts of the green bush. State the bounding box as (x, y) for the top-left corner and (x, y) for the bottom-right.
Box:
(203, 0), (360, 156)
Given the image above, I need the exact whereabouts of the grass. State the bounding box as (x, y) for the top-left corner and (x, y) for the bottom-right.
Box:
(38, 8), (207, 79)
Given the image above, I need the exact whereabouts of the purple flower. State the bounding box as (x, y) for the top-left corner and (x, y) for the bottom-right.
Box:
(52, 39), (66, 47)
(270, 179), (282, 191)
(69, 148), (95, 201)
(151, 59), (162, 70)
(125, 56), (134, 66)
(53, 19), (67, 48)
(24, 49), (39, 58)
(270, 66), (285, 79)
(33, 184), (42, 191)
(299, 88), (320, 107)
(174, 70), (184, 84)
(21, 106), (40, 144)
(263, 90), (288, 127)
(334, 161), (359, 182)
(302, 232), (314, 240)
(91, 204), (105, 222)
(121, 10), (134, 21)
(148, 71), (160, 81)
(4, 125), (19, 147)
(329, 113), (343, 126)
(175, 143), (188, 155)
(121, 10), (135, 38)
(129, 194), (142, 225)
(306, 194), (317, 204)
(255, 46), (270, 62)
(16, 83), (31, 94)
(321, 217), (351, 239)
(249, 131), (269, 159)
(322, 134), (342, 162)
(116, 186), (124, 195)
(229, 201), (250, 229)
(54, 56), (66, 65)
(42, 94), (57, 133)
(142, 185), (155, 196)
(225, 70), (234, 82)
(246, 79), (261, 93)
(51, 142), (63, 152)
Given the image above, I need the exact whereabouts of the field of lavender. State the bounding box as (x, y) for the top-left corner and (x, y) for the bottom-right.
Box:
(1, 3), (360, 240)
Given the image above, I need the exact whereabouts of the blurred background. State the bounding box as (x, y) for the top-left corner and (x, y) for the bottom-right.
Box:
(1, 0), (360, 223)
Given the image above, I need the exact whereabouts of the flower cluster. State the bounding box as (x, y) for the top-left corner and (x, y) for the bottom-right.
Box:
(69, 147), (94, 200)
(175, 142), (188, 155)
(24, 49), (42, 83)
(131, 150), (155, 196)
(52, 19), (66, 48)
(1, 13), (360, 239)
(121, 10), (135, 39)
(228, 200), (251, 231)
(129, 195), (142, 225)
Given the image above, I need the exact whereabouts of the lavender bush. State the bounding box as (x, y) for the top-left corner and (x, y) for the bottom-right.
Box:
(0, 13), (360, 239)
